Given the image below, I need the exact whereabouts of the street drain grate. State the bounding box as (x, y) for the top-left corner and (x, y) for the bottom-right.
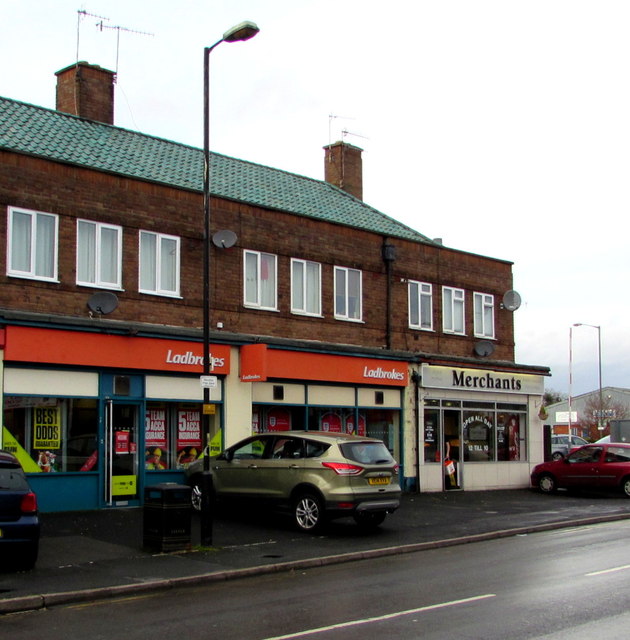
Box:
(262, 554), (284, 558)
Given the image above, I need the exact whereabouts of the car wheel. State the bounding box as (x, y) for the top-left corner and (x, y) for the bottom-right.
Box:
(551, 452), (564, 461)
(538, 473), (557, 494)
(353, 511), (387, 529)
(293, 492), (324, 532)
(622, 477), (630, 497)
(18, 542), (39, 571)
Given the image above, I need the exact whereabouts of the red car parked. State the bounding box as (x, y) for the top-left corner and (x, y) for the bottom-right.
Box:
(531, 443), (630, 497)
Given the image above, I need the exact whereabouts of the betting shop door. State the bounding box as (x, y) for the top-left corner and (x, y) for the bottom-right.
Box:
(104, 400), (141, 506)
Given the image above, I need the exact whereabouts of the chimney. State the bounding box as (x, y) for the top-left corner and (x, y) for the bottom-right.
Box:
(55, 62), (116, 125)
(323, 141), (363, 200)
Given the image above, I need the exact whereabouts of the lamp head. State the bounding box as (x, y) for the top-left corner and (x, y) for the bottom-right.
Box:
(223, 21), (260, 43)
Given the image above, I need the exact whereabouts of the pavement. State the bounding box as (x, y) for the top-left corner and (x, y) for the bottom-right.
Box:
(2, 488), (630, 615)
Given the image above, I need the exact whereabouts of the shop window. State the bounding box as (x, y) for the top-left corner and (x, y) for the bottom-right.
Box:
(497, 411), (526, 461)
(7, 206), (58, 282)
(273, 385), (285, 401)
(145, 402), (208, 470)
(463, 411), (494, 462)
(334, 266), (362, 321)
(139, 230), (180, 297)
(253, 405), (304, 432)
(3, 397), (98, 473)
(244, 250), (277, 310)
(77, 219), (122, 289)
(442, 286), (465, 334)
(474, 292), (495, 339)
(424, 409), (440, 463)
(291, 259), (322, 316)
(408, 280), (433, 330)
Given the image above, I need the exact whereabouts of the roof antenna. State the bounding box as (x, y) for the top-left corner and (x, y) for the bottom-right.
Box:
(328, 114), (355, 150)
(76, 9), (110, 65)
(95, 21), (154, 78)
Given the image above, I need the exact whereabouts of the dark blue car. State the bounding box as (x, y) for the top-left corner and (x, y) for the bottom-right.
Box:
(0, 449), (40, 570)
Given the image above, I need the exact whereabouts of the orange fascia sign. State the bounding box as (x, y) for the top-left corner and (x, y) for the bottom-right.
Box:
(4, 326), (230, 374)
(240, 344), (408, 387)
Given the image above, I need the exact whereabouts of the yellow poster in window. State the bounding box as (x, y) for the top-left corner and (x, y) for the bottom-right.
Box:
(33, 407), (61, 449)
(112, 475), (137, 497)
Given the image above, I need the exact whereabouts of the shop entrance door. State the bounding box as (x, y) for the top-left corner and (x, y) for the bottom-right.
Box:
(104, 400), (141, 506)
(443, 409), (462, 490)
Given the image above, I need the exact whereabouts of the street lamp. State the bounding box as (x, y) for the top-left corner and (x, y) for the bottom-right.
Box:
(572, 323), (604, 432)
(201, 21), (259, 543)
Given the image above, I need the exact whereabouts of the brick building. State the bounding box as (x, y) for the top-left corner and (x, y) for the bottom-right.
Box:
(0, 62), (549, 511)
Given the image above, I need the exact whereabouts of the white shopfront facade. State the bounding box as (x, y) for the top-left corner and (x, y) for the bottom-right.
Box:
(416, 363), (546, 492)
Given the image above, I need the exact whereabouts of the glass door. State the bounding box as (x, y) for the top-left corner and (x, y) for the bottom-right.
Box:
(104, 400), (141, 505)
(443, 409), (462, 490)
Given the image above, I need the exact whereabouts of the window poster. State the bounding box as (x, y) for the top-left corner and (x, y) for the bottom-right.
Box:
(33, 406), (61, 472)
(176, 409), (202, 468)
(320, 412), (342, 433)
(266, 408), (291, 431)
(145, 407), (167, 469)
(344, 413), (366, 436)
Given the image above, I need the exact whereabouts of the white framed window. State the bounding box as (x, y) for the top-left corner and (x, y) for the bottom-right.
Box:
(408, 280), (433, 330)
(76, 219), (122, 289)
(474, 292), (495, 338)
(442, 286), (465, 334)
(7, 206), (58, 281)
(244, 250), (277, 310)
(139, 231), (180, 297)
(291, 259), (321, 316)
(334, 266), (362, 321)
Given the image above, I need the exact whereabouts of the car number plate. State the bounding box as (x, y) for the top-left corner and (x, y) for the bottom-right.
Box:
(368, 477), (390, 485)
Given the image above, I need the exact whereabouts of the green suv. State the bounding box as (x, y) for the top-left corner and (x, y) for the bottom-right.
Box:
(185, 431), (401, 532)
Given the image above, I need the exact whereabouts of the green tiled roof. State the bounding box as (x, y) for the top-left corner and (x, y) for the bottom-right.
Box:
(0, 96), (434, 244)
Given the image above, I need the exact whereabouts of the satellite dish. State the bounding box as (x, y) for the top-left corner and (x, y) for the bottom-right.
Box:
(502, 290), (522, 312)
(87, 292), (119, 315)
(474, 340), (495, 357)
(212, 230), (238, 249)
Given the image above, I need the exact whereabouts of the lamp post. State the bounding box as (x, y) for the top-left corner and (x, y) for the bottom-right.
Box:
(201, 21), (259, 544)
(572, 323), (603, 433)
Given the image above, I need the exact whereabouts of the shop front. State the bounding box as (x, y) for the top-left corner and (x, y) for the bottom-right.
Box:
(1, 326), (228, 512)
(418, 363), (546, 492)
(240, 344), (408, 467)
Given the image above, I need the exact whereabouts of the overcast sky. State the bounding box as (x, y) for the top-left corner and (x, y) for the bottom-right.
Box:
(2, 0), (628, 397)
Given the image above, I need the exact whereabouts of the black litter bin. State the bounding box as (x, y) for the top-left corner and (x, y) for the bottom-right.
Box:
(143, 483), (192, 552)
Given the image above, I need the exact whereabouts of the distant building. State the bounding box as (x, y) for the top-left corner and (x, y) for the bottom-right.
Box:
(544, 387), (630, 439)
(0, 62), (549, 511)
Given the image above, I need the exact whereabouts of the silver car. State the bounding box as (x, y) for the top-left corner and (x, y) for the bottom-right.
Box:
(185, 431), (401, 532)
(550, 435), (589, 460)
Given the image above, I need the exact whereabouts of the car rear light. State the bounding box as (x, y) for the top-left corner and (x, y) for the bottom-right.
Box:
(21, 492), (38, 514)
(321, 461), (363, 475)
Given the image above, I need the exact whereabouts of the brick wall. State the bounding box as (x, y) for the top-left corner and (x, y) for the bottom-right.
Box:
(0, 150), (516, 361)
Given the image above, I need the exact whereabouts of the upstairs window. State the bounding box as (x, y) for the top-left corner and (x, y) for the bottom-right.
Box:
(291, 259), (321, 316)
(77, 219), (122, 289)
(139, 231), (180, 297)
(408, 280), (433, 330)
(334, 266), (362, 321)
(7, 207), (58, 281)
(443, 286), (465, 334)
(474, 292), (495, 338)
(244, 250), (277, 310)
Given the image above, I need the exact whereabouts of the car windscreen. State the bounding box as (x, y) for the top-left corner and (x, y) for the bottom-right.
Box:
(0, 467), (29, 491)
(340, 442), (395, 465)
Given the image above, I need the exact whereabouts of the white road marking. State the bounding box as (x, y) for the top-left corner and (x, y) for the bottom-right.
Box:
(586, 564), (630, 577)
(262, 593), (497, 640)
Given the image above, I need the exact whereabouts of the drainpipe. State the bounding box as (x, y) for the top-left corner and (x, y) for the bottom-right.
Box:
(411, 369), (421, 493)
(382, 239), (396, 349)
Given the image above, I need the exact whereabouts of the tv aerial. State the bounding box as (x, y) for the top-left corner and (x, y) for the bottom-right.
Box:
(501, 290), (522, 312)
(87, 292), (119, 316)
